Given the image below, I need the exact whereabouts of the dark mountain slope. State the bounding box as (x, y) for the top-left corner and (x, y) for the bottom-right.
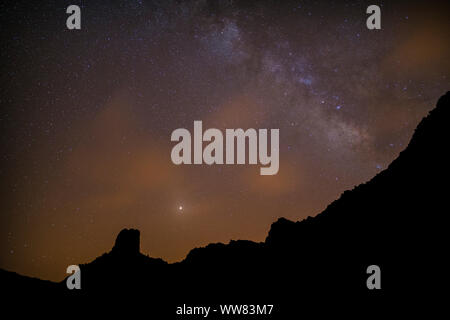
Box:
(264, 91), (449, 295)
(267, 90), (449, 261)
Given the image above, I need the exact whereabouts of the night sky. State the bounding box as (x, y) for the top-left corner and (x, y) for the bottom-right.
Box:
(1, 0), (449, 281)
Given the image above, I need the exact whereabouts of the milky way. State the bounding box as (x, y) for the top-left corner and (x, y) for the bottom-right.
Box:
(1, 0), (449, 280)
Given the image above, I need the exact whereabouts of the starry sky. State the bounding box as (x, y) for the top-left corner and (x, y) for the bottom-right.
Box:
(1, 0), (449, 281)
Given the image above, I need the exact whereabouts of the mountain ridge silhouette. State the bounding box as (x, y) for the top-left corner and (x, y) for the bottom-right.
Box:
(2, 91), (449, 315)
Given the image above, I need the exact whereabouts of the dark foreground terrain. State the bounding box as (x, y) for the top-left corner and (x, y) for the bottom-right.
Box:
(2, 92), (449, 317)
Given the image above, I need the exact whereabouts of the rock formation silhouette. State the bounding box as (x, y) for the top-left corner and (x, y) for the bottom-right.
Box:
(111, 228), (140, 255)
(2, 91), (449, 316)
